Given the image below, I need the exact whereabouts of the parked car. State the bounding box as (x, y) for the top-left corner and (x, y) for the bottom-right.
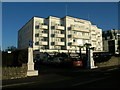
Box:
(71, 57), (83, 67)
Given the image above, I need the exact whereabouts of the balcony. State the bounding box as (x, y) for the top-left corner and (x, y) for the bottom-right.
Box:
(97, 34), (101, 37)
(39, 41), (48, 45)
(39, 25), (48, 29)
(55, 25), (65, 30)
(55, 34), (65, 38)
(84, 36), (90, 39)
(80, 29), (90, 32)
(39, 33), (48, 37)
(72, 42), (78, 46)
(71, 26), (79, 31)
(91, 38), (96, 41)
(55, 42), (65, 46)
(91, 31), (97, 34)
(97, 39), (101, 42)
(71, 26), (90, 32)
(72, 35), (90, 39)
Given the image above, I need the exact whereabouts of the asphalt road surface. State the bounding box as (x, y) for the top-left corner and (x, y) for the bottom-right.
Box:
(2, 65), (120, 89)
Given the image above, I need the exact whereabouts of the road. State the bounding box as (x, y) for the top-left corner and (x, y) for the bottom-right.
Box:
(2, 65), (120, 89)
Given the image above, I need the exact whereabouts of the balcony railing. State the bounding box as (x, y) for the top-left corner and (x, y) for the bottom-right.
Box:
(39, 33), (48, 37)
(72, 35), (90, 39)
(55, 25), (65, 30)
(55, 34), (65, 38)
(72, 42), (78, 46)
(55, 42), (65, 45)
(91, 31), (97, 34)
(71, 26), (90, 32)
(91, 38), (96, 41)
(39, 41), (48, 45)
(39, 25), (48, 29)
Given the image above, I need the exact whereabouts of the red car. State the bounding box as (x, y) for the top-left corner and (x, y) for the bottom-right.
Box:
(72, 57), (83, 67)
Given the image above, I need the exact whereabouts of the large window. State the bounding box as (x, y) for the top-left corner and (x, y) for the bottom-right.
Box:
(61, 38), (65, 42)
(35, 34), (39, 37)
(35, 42), (39, 45)
(35, 25), (39, 29)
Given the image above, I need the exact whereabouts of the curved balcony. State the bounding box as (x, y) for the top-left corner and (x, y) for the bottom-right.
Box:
(55, 25), (65, 30)
(39, 33), (48, 37)
(55, 42), (65, 46)
(71, 26), (90, 32)
(39, 25), (48, 29)
(39, 41), (48, 45)
(55, 34), (65, 38)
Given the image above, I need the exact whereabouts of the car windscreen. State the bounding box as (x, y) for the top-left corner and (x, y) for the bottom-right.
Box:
(71, 57), (80, 61)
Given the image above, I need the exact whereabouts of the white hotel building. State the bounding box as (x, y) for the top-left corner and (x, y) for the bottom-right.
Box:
(18, 16), (103, 53)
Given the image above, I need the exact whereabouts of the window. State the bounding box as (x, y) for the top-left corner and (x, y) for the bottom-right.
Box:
(45, 46), (49, 49)
(51, 42), (55, 45)
(68, 35), (72, 38)
(51, 26), (55, 29)
(74, 31), (77, 34)
(61, 38), (64, 42)
(51, 34), (55, 37)
(68, 42), (72, 46)
(61, 31), (65, 34)
(73, 39), (75, 42)
(68, 27), (71, 30)
(44, 23), (47, 25)
(35, 25), (39, 29)
(61, 46), (65, 50)
(35, 42), (39, 45)
(41, 46), (45, 49)
(35, 34), (39, 37)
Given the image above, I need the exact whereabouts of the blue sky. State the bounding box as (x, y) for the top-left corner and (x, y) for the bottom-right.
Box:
(2, 2), (118, 50)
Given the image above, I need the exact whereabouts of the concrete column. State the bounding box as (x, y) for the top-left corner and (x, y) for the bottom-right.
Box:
(86, 47), (97, 69)
(27, 47), (38, 76)
(90, 49), (97, 69)
(86, 47), (90, 69)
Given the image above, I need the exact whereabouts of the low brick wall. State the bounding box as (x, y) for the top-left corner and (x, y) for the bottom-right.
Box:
(2, 64), (27, 80)
(96, 56), (120, 67)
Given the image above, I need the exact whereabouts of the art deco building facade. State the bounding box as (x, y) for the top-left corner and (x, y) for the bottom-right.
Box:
(18, 16), (103, 53)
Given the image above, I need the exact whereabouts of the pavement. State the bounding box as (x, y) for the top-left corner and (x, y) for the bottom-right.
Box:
(1, 65), (120, 89)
